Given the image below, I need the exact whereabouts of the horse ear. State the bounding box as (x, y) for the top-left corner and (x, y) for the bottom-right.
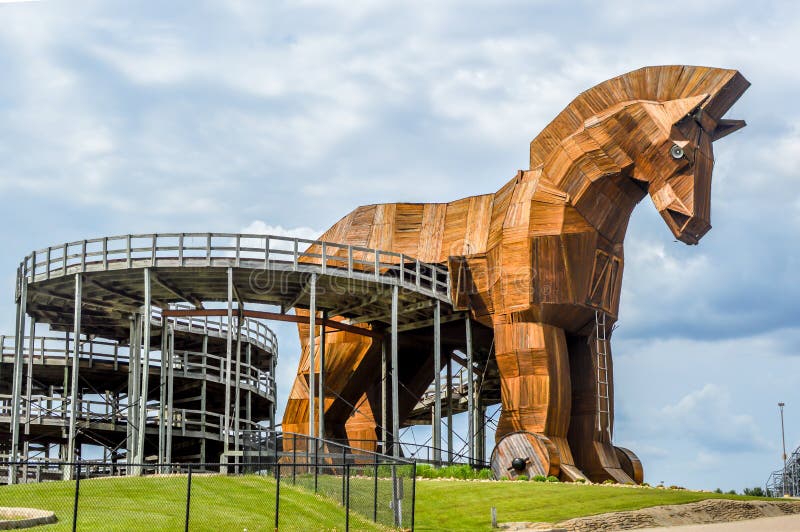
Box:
(662, 94), (710, 125)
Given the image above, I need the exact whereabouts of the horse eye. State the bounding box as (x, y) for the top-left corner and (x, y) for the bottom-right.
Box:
(670, 144), (685, 159)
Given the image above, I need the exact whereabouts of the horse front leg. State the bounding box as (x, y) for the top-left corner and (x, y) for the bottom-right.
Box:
(566, 332), (643, 484)
(491, 315), (589, 481)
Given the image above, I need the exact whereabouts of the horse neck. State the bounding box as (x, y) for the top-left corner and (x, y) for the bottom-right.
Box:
(541, 163), (648, 245)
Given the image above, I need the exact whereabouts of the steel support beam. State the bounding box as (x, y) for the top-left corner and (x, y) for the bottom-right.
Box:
(465, 314), (474, 464)
(23, 318), (35, 466)
(9, 277), (27, 484)
(234, 315), (242, 453)
(391, 285), (399, 457)
(433, 300), (442, 465)
(381, 339), (388, 455)
(223, 267), (234, 456)
(318, 310), (326, 440)
(446, 354), (453, 464)
(66, 274), (82, 478)
(136, 269), (152, 468)
(308, 273), (317, 440)
(166, 326), (174, 464)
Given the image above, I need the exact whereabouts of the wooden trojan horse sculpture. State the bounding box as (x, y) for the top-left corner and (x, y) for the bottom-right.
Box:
(282, 66), (749, 483)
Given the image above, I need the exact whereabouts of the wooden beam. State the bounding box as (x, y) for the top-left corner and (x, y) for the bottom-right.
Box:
(151, 271), (204, 309)
(348, 299), (434, 325)
(160, 308), (382, 339)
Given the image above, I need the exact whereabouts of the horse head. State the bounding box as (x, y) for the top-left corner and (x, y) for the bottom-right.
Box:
(530, 66), (750, 245)
(635, 95), (747, 244)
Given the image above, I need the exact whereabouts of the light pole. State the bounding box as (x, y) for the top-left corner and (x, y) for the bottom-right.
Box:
(779, 402), (787, 496)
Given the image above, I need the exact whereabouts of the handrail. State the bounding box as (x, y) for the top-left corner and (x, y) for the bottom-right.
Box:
(0, 336), (275, 399)
(19, 232), (452, 302)
(0, 394), (266, 440)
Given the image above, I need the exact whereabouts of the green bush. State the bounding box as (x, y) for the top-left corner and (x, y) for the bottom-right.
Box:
(743, 487), (765, 497)
(714, 488), (723, 494)
(546, 476), (560, 483)
(641, 483), (650, 487)
(574, 478), (586, 484)
(727, 489), (737, 495)
(516, 475), (529, 481)
(477, 468), (494, 480)
(602, 479), (616, 485)
(532, 475), (547, 482)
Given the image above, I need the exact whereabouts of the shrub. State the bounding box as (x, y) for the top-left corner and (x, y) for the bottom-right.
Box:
(574, 478), (586, 484)
(743, 487), (766, 497)
(546, 476), (560, 483)
(516, 475), (529, 481)
(727, 489), (737, 495)
(714, 488), (723, 494)
(477, 468), (494, 480)
(602, 479), (616, 485)
(641, 482), (650, 487)
(416, 464), (436, 479)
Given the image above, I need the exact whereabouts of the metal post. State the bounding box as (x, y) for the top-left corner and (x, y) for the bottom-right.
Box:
(166, 327), (174, 464)
(318, 311), (326, 440)
(185, 464), (192, 532)
(465, 315), (474, 464)
(308, 273), (317, 440)
(433, 300), (441, 465)
(72, 460), (81, 532)
(223, 268), (234, 456)
(158, 325), (168, 466)
(373, 463), (379, 522)
(66, 275), (82, 476)
(391, 285), (400, 458)
(126, 315), (138, 463)
(345, 464), (351, 532)
(274, 463), (281, 531)
(381, 339), (388, 455)
(23, 318), (35, 466)
(780, 402), (787, 495)
(446, 353), (453, 464)
(136, 269), (152, 468)
(234, 315), (243, 455)
(9, 278), (27, 481)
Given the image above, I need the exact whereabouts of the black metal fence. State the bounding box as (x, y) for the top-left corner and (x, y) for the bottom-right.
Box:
(0, 445), (416, 531)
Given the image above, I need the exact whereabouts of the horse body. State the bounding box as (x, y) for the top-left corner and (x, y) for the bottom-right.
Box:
(282, 66), (749, 482)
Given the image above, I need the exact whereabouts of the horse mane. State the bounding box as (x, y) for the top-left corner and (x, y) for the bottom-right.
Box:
(529, 65), (750, 168)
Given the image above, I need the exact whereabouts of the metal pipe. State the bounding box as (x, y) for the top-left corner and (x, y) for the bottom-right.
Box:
(136, 269), (151, 466)
(223, 267), (234, 454)
(780, 402), (787, 495)
(433, 300), (441, 465)
(9, 276), (26, 483)
(391, 285), (399, 457)
(318, 310), (326, 440)
(308, 273), (317, 440)
(66, 274), (82, 472)
(466, 315), (474, 464)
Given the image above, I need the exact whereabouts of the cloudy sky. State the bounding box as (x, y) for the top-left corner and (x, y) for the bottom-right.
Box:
(1, 0), (799, 491)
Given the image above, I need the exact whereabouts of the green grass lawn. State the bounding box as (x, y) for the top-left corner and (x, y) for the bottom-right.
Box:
(0, 474), (781, 531)
(0, 474), (384, 531)
(414, 480), (776, 531)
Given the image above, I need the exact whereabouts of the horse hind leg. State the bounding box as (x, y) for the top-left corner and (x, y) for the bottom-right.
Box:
(566, 333), (643, 484)
(491, 316), (589, 482)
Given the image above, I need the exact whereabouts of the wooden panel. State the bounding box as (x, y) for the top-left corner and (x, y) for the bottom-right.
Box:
(283, 65), (748, 484)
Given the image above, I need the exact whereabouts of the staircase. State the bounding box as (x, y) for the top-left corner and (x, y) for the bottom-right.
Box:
(594, 310), (612, 437)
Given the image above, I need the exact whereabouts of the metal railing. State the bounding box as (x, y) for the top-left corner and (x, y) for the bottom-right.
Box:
(0, 335), (275, 400)
(18, 232), (451, 301)
(0, 395), (266, 442)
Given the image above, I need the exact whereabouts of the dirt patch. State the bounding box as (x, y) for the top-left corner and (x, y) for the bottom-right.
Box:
(0, 507), (57, 530)
(501, 499), (800, 531)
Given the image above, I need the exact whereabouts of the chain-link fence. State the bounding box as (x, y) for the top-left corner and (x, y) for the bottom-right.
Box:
(0, 450), (415, 530)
